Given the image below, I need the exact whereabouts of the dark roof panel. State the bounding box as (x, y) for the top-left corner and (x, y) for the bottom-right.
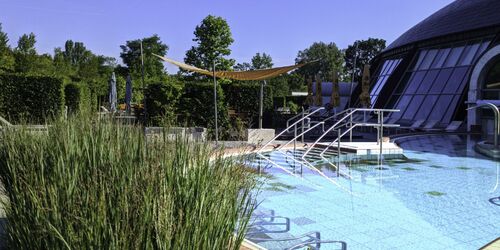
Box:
(386, 0), (500, 51)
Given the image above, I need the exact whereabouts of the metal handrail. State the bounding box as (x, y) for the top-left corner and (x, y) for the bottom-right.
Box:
(282, 148), (356, 195)
(319, 123), (400, 162)
(258, 107), (324, 154)
(285, 107), (318, 129)
(287, 240), (347, 250)
(302, 108), (400, 159)
(247, 216), (291, 235)
(255, 153), (300, 178)
(467, 102), (500, 147)
(277, 121), (325, 151)
(246, 231), (320, 243)
(301, 109), (358, 158)
(321, 108), (355, 123)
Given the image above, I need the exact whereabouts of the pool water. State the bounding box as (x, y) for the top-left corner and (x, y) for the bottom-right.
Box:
(248, 135), (500, 250)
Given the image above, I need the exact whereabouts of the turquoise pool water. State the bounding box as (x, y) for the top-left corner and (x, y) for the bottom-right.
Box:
(247, 135), (500, 250)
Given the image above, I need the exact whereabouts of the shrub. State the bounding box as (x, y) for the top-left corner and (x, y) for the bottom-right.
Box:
(65, 83), (92, 115)
(144, 82), (182, 126)
(64, 83), (80, 114)
(177, 82), (230, 139)
(0, 116), (257, 249)
(0, 74), (63, 123)
(223, 82), (273, 119)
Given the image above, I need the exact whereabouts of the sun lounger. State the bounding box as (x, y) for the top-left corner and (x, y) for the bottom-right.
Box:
(445, 120), (463, 132)
(0, 115), (48, 131)
(396, 119), (425, 132)
(0, 115), (13, 127)
(420, 120), (440, 131)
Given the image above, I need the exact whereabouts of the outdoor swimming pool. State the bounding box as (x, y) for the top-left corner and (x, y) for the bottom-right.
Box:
(247, 135), (500, 250)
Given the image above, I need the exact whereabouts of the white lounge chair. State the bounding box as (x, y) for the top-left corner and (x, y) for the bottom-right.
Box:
(445, 121), (463, 132)
(420, 120), (440, 131)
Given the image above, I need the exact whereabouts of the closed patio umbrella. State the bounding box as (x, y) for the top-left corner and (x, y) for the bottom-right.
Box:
(330, 69), (340, 109)
(315, 74), (322, 106)
(109, 72), (117, 113)
(359, 65), (371, 108)
(306, 76), (313, 106)
(125, 75), (132, 113)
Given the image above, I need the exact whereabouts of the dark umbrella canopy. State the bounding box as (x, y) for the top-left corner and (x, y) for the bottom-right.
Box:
(330, 70), (340, 108)
(315, 75), (322, 106)
(359, 65), (371, 108)
(109, 72), (117, 113)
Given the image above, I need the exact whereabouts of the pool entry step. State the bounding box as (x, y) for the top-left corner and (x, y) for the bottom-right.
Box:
(253, 107), (403, 185)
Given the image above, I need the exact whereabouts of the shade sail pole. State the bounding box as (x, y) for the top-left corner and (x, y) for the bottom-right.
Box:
(213, 60), (219, 144)
(259, 80), (266, 129)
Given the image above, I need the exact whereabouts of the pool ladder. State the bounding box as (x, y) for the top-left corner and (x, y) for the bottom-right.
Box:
(247, 209), (347, 250)
(256, 108), (400, 185)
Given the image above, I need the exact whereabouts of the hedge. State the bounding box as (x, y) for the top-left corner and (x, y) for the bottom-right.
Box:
(0, 74), (63, 123)
(64, 83), (80, 114)
(145, 82), (182, 126)
(64, 83), (91, 115)
(177, 82), (229, 139)
(223, 83), (273, 116)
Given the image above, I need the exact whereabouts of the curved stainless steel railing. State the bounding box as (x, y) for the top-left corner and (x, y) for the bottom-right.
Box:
(467, 102), (500, 147)
(287, 240), (347, 250)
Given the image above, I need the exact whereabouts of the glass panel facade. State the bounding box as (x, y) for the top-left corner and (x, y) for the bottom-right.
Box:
(386, 39), (491, 124)
(369, 58), (402, 107)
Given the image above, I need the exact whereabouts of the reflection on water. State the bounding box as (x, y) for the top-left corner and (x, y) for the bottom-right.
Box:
(249, 135), (500, 250)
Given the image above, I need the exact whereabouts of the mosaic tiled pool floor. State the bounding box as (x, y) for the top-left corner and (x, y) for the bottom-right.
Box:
(249, 135), (500, 250)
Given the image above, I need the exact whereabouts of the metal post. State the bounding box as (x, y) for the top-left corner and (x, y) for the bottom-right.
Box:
(259, 80), (265, 129)
(495, 108), (499, 147)
(337, 129), (341, 177)
(349, 113), (353, 142)
(376, 111), (380, 145)
(294, 124), (297, 154)
(379, 111), (384, 162)
(140, 41), (146, 122)
(301, 106), (305, 143)
(213, 60), (219, 144)
(293, 124), (297, 173)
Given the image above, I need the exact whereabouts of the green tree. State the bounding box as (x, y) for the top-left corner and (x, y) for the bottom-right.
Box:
(184, 15), (235, 77)
(295, 42), (344, 80)
(53, 47), (75, 79)
(120, 35), (169, 83)
(31, 53), (55, 75)
(344, 38), (386, 83)
(251, 52), (273, 70)
(0, 23), (14, 73)
(14, 33), (37, 73)
(234, 62), (251, 71)
(16, 33), (36, 55)
(62, 40), (92, 66)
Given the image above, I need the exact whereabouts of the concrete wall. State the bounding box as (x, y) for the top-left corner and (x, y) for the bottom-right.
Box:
(245, 129), (275, 145)
(145, 127), (207, 142)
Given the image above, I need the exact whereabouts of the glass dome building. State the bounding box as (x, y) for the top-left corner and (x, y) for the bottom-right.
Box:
(366, 0), (500, 135)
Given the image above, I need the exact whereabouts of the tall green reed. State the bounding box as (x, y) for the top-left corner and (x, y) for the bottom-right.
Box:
(0, 115), (257, 249)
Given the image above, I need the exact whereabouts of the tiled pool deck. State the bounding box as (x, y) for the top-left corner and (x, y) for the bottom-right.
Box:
(249, 135), (500, 249)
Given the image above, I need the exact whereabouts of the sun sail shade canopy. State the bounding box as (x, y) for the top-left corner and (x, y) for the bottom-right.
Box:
(153, 54), (310, 81)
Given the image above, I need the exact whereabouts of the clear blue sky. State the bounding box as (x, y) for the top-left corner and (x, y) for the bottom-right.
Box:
(0, 0), (453, 72)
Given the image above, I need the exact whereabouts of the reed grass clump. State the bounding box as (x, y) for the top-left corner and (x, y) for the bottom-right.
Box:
(0, 116), (257, 249)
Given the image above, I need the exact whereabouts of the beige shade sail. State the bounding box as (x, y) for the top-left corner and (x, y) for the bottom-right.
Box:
(330, 69), (340, 107)
(154, 54), (310, 81)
